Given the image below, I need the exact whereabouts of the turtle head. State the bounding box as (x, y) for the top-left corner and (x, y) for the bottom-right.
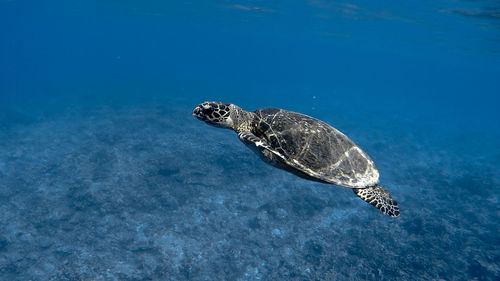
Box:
(193, 101), (235, 129)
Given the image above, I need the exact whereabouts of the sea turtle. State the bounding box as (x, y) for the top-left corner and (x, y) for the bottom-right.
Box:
(192, 102), (400, 217)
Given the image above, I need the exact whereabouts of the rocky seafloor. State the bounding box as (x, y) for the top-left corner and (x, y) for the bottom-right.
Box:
(0, 97), (498, 280)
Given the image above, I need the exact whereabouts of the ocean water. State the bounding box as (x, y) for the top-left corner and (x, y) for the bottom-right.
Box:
(1, 0), (499, 280)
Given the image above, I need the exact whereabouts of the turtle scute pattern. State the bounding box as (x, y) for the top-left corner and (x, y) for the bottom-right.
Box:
(201, 102), (231, 123)
(354, 185), (400, 217)
(252, 108), (378, 187)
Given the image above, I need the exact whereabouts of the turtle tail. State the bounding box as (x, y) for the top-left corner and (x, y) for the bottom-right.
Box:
(353, 185), (400, 217)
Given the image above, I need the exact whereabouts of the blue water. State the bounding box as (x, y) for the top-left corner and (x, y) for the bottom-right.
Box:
(1, 0), (499, 280)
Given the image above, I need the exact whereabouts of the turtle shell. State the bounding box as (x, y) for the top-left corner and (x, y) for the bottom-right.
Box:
(252, 108), (379, 188)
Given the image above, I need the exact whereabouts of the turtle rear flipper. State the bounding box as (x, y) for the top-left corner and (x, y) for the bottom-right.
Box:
(354, 185), (400, 217)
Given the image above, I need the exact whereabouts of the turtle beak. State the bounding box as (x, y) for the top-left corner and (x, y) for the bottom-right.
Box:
(192, 106), (201, 117)
(192, 105), (205, 119)
(192, 105), (207, 121)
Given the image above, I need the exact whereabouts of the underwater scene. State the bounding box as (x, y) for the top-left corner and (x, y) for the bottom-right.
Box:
(1, 0), (499, 280)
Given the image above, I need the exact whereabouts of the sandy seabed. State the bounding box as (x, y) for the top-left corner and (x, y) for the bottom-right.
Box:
(0, 99), (498, 280)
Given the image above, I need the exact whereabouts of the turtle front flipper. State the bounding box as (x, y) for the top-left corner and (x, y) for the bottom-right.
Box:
(238, 131), (329, 182)
(354, 185), (400, 217)
(238, 131), (287, 164)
